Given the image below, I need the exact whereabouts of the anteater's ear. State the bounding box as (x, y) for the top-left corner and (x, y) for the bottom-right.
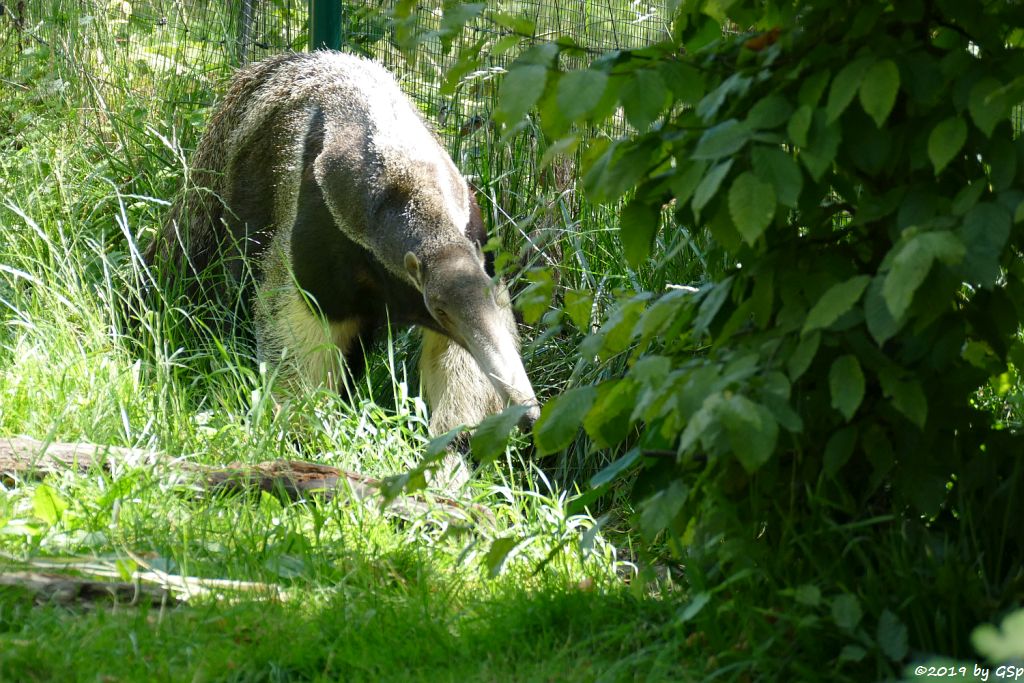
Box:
(404, 251), (424, 290)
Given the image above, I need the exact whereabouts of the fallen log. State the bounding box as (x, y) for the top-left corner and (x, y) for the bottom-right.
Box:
(0, 570), (178, 607)
(0, 436), (491, 525)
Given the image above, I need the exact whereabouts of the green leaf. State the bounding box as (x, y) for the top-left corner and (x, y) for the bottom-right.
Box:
(719, 394), (778, 473)
(534, 386), (598, 455)
(794, 584), (821, 607)
(752, 146), (802, 208)
(879, 371), (927, 429)
(829, 355), (865, 421)
(823, 426), (857, 476)
(470, 405), (532, 464)
(864, 276), (903, 345)
(33, 484), (68, 526)
(638, 479), (688, 537)
(677, 592), (710, 623)
(826, 56), (873, 123)
(692, 119), (751, 160)
(556, 69), (609, 123)
(693, 277), (733, 336)
(877, 609), (909, 661)
(589, 448), (641, 488)
(620, 200), (661, 268)
(691, 160), (733, 218)
(670, 159), (708, 206)
(747, 94), (793, 130)
(787, 330), (820, 380)
(972, 609), (1024, 661)
(660, 60), (705, 104)
(959, 202), (1012, 287)
(802, 275), (870, 335)
(484, 536), (520, 577)
(927, 116), (967, 174)
(622, 69), (668, 131)
(518, 268), (555, 324)
(831, 593), (863, 630)
(584, 379), (639, 447)
(727, 171), (776, 244)
(969, 77), (1009, 137)
(564, 288), (593, 331)
(787, 104), (812, 146)
(838, 645), (867, 663)
(858, 59), (899, 127)
(883, 231), (965, 318)
(802, 111), (841, 180)
(497, 64), (547, 124)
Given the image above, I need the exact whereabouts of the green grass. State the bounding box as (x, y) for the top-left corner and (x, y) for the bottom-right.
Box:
(0, 8), (704, 683)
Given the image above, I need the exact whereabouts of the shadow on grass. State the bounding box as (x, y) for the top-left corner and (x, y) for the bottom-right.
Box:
(0, 564), (692, 683)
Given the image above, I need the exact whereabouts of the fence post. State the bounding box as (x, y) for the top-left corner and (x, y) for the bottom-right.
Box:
(308, 0), (342, 51)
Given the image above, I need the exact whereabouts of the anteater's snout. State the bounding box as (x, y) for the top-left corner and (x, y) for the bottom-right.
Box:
(519, 403), (541, 433)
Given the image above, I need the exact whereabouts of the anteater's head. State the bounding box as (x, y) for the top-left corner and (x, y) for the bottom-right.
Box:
(404, 244), (540, 432)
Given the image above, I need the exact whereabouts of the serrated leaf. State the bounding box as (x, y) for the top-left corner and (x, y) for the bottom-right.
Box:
(829, 355), (865, 421)
(802, 275), (870, 335)
(693, 119), (751, 160)
(858, 59), (899, 127)
(620, 200), (661, 268)
(832, 593), (863, 630)
(826, 56), (873, 122)
(879, 372), (928, 429)
(728, 171), (776, 244)
(788, 330), (820, 380)
(691, 160), (733, 218)
(928, 116), (967, 174)
(518, 268), (555, 324)
(425, 428), (463, 461)
(622, 69), (668, 131)
(719, 394), (778, 472)
(969, 77), (1009, 137)
(497, 64), (547, 124)
(33, 485), (68, 526)
(534, 386), (598, 455)
(670, 159), (708, 206)
(484, 536), (519, 577)
(877, 609), (909, 661)
(959, 202), (1012, 287)
(470, 405), (532, 464)
(883, 231), (965, 318)
(802, 111), (842, 180)
(864, 276), (903, 345)
(693, 277), (733, 336)
(787, 104), (813, 146)
(556, 69), (608, 123)
(747, 94), (793, 130)
(752, 146), (802, 208)
(583, 379), (638, 447)
(564, 288), (593, 331)
(638, 479), (688, 537)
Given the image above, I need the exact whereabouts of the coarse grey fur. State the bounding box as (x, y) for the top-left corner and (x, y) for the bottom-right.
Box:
(145, 51), (540, 467)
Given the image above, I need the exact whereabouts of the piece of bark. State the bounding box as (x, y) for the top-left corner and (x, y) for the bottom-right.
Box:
(0, 436), (492, 525)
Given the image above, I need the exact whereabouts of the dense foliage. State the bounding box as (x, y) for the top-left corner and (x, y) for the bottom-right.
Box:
(434, 0), (1024, 672)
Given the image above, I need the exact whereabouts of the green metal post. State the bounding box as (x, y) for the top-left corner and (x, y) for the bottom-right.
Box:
(309, 0), (342, 51)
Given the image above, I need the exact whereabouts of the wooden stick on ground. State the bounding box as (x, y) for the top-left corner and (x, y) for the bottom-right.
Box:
(0, 436), (492, 525)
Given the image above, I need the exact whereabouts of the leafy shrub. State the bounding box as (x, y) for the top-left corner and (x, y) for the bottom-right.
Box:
(439, 0), (1024, 672)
